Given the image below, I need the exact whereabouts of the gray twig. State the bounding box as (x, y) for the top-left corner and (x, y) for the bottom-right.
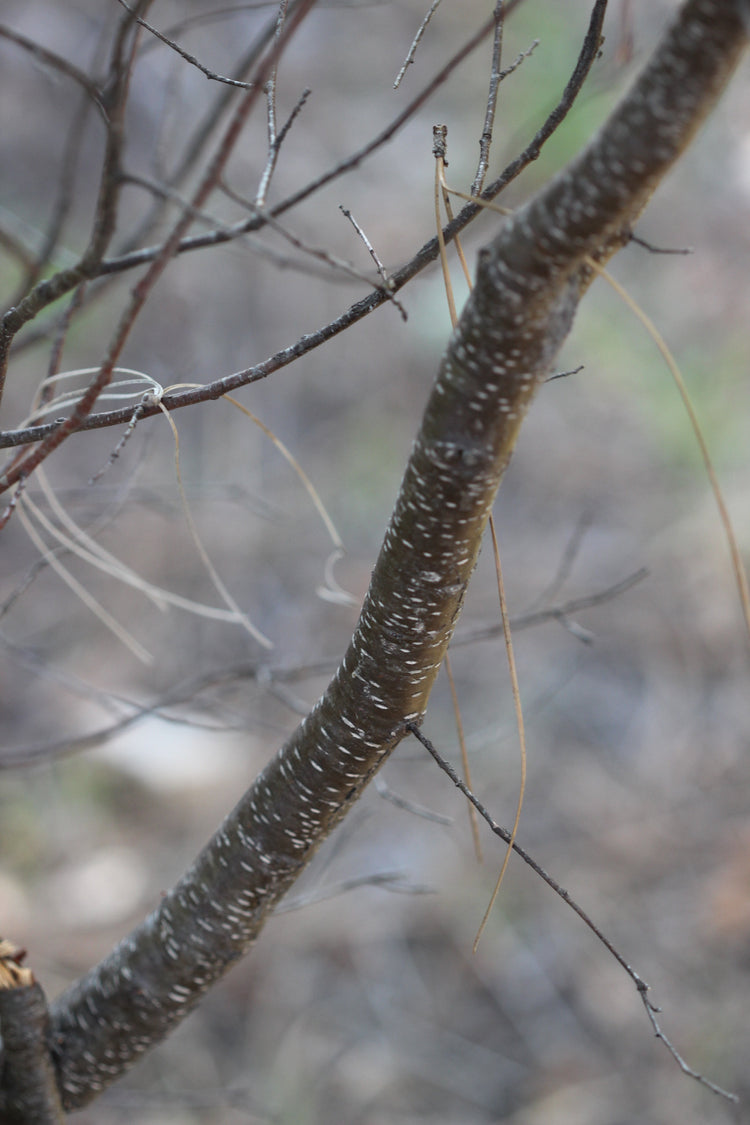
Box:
(408, 722), (738, 1103)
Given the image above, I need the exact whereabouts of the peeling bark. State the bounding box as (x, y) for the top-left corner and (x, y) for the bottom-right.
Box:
(42, 0), (748, 1110)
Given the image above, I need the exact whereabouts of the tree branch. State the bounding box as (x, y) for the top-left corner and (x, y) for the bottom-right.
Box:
(0, 945), (65, 1124)
(46, 0), (749, 1109)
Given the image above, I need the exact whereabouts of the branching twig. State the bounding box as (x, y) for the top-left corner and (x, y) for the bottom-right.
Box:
(479, 0), (607, 199)
(0, 0), (605, 450)
(0, 0), (317, 497)
(471, 1), (504, 195)
(0, 0), (147, 406)
(407, 723), (739, 1104)
(255, 0), (289, 205)
(0, 0), (304, 370)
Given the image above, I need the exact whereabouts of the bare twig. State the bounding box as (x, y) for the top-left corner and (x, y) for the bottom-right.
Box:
(524, 512), (593, 613)
(393, 0), (444, 89)
(480, 0), (607, 199)
(256, 0), (289, 205)
(546, 363), (585, 381)
(115, 0), (256, 87)
(88, 396), (149, 484)
(12, 99), (91, 306)
(629, 232), (693, 255)
(407, 723), (739, 1103)
(472, 39), (540, 194)
(255, 84), (312, 206)
(374, 774), (453, 825)
(0, 24), (106, 116)
(277, 870), (434, 913)
(339, 205), (398, 297)
(220, 185), (406, 312)
(471, 0), (504, 195)
(451, 568), (649, 647)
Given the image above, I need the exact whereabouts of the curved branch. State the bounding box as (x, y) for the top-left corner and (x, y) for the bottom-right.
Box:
(47, 0), (748, 1110)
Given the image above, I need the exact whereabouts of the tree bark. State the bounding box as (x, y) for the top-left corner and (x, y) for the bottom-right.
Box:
(45, 0), (748, 1110)
(0, 960), (65, 1125)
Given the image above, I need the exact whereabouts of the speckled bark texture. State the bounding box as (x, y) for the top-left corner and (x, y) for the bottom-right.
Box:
(44, 0), (748, 1110)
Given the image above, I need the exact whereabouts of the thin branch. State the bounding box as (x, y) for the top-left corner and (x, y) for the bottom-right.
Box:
(142, 5), (292, 46)
(546, 362), (585, 381)
(277, 870), (434, 913)
(407, 722), (739, 1103)
(0, 24), (106, 117)
(451, 568), (649, 647)
(255, 0), (289, 205)
(220, 186), (407, 314)
(479, 0), (607, 198)
(629, 231), (693, 255)
(393, 0), (444, 89)
(11, 91), (94, 307)
(254, 86), (312, 209)
(339, 205), (399, 299)
(523, 512), (593, 612)
(115, 0), (256, 87)
(374, 774), (453, 825)
(471, 1), (504, 195)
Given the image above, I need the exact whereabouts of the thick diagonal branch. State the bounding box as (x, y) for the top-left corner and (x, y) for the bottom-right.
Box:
(47, 0), (748, 1110)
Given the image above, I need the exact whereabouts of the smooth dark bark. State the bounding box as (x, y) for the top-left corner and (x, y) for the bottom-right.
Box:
(34, 0), (750, 1111)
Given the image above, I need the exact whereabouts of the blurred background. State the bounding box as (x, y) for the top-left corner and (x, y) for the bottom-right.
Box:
(1, 1), (749, 1121)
